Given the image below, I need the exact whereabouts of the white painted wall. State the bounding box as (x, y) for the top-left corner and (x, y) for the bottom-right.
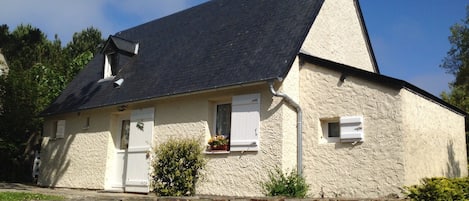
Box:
(301, 0), (376, 72)
(401, 90), (468, 185)
(153, 85), (287, 196)
(39, 109), (113, 189)
(299, 60), (467, 198)
(39, 63), (467, 198)
(0, 51), (9, 76)
(300, 62), (406, 198)
(279, 57), (300, 172)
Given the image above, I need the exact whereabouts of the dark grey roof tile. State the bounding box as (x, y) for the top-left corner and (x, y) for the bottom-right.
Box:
(41, 0), (325, 116)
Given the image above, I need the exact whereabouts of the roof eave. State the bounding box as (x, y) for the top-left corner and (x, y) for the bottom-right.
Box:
(40, 80), (270, 117)
(298, 53), (467, 116)
(355, 0), (380, 74)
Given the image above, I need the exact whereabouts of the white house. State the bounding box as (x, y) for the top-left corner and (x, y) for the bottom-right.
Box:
(39, 0), (467, 198)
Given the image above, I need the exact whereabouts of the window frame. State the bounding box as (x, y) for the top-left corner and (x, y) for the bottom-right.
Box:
(212, 101), (232, 149)
(119, 119), (130, 150)
(214, 103), (232, 137)
(209, 93), (261, 152)
(103, 52), (119, 79)
(319, 118), (340, 143)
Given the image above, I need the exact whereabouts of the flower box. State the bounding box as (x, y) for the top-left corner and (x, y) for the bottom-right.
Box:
(210, 144), (228, 151)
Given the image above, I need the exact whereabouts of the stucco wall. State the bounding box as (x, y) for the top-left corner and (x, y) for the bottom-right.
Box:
(152, 84), (289, 196)
(300, 62), (405, 198)
(39, 109), (113, 189)
(280, 57), (300, 172)
(401, 90), (468, 185)
(39, 60), (467, 198)
(39, 83), (294, 196)
(0, 51), (8, 76)
(301, 0), (375, 72)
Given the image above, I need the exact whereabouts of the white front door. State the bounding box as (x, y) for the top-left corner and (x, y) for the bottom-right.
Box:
(124, 107), (154, 193)
(108, 116), (130, 191)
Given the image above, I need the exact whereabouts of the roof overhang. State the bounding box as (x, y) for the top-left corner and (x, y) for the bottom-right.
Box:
(299, 53), (467, 117)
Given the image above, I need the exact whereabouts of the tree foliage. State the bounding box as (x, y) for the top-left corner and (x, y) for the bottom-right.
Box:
(440, 6), (469, 162)
(441, 6), (469, 114)
(0, 24), (104, 181)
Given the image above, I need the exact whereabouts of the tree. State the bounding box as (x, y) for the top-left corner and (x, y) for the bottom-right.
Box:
(65, 27), (103, 58)
(441, 6), (469, 85)
(441, 6), (469, 114)
(0, 24), (103, 181)
(441, 5), (469, 161)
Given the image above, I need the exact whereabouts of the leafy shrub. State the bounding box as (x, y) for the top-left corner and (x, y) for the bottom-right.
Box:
(404, 177), (469, 200)
(261, 167), (309, 198)
(151, 138), (207, 196)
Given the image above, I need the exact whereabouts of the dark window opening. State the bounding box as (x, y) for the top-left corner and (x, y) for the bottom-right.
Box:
(215, 103), (232, 139)
(328, 122), (340, 138)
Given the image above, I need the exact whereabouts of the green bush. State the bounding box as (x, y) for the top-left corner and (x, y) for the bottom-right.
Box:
(151, 138), (207, 196)
(404, 177), (469, 200)
(261, 167), (309, 198)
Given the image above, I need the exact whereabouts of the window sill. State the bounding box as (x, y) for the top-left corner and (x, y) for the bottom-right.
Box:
(204, 150), (230, 155)
(98, 76), (115, 83)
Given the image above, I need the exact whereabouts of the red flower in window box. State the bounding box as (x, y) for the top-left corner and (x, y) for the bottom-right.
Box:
(210, 144), (228, 151)
(208, 135), (229, 151)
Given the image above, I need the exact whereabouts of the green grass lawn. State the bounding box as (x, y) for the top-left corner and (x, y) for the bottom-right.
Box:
(0, 191), (64, 201)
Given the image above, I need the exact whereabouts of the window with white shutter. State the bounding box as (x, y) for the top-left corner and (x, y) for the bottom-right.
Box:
(230, 93), (260, 151)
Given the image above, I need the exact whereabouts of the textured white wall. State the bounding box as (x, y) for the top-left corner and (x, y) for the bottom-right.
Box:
(38, 83), (292, 196)
(39, 109), (113, 189)
(153, 85), (288, 196)
(300, 62), (405, 198)
(39, 61), (467, 198)
(0, 52), (8, 76)
(280, 57), (300, 172)
(401, 90), (468, 185)
(301, 0), (376, 72)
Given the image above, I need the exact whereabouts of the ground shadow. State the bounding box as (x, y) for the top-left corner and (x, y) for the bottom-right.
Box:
(38, 132), (75, 187)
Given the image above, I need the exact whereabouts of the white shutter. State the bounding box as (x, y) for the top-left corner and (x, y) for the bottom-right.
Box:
(339, 116), (364, 142)
(125, 107), (154, 193)
(56, 120), (65, 139)
(230, 93), (260, 151)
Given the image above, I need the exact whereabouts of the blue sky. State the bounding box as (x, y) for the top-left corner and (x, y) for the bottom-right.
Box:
(0, 0), (467, 96)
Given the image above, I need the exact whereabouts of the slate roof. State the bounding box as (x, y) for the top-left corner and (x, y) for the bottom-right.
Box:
(102, 36), (139, 55)
(41, 0), (325, 116)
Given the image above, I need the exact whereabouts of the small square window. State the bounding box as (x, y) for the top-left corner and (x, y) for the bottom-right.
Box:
(319, 118), (340, 143)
